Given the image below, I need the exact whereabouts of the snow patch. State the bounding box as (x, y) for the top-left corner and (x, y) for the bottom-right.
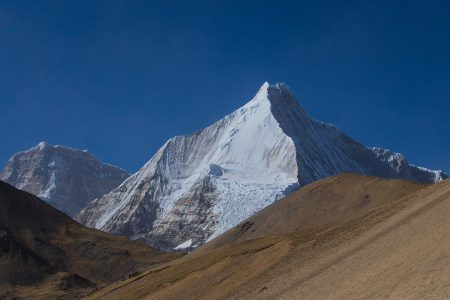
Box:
(174, 239), (193, 250)
(39, 172), (56, 200)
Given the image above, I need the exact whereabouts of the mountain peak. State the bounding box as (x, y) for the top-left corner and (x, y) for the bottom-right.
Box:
(255, 81), (292, 97)
(260, 80), (271, 90)
(252, 81), (271, 101)
(37, 141), (48, 149)
(77, 81), (447, 252)
(251, 81), (299, 111)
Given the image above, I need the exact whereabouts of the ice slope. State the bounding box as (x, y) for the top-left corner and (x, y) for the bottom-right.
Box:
(77, 82), (447, 251)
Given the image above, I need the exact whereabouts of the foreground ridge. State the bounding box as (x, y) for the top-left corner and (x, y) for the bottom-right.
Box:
(87, 175), (450, 299)
(0, 180), (180, 299)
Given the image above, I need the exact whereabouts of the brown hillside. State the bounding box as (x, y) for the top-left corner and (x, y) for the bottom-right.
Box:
(0, 180), (181, 300)
(202, 173), (426, 250)
(85, 174), (450, 300)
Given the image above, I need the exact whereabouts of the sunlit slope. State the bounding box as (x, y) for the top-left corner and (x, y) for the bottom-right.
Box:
(202, 173), (426, 250)
(83, 174), (450, 300)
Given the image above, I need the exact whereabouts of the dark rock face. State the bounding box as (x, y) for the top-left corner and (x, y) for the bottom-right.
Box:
(143, 175), (220, 251)
(0, 142), (129, 216)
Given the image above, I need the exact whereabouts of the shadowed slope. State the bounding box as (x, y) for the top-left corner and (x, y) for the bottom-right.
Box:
(0, 180), (181, 300)
(85, 174), (449, 300)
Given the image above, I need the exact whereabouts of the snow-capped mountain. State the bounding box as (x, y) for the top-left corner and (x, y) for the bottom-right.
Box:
(77, 82), (448, 251)
(0, 142), (129, 216)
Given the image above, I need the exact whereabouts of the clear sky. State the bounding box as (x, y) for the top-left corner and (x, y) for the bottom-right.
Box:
(0, 0), (449, 173)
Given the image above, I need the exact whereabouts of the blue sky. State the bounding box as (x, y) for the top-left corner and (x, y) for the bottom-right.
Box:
(0, 0), (449, 173)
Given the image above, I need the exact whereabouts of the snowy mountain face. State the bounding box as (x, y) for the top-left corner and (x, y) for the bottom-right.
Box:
(76, 82), (448, 251)
(0, 142), (129, 216)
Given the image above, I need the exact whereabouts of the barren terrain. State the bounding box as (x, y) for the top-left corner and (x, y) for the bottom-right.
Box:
(86, 174), (450, 299)
(0, 181), (181, 300)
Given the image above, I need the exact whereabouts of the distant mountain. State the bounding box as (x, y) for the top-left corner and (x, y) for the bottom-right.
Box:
(77, 82), (448, 251)
(0, 180), (180, 300)
(0, 142), (129, 217)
